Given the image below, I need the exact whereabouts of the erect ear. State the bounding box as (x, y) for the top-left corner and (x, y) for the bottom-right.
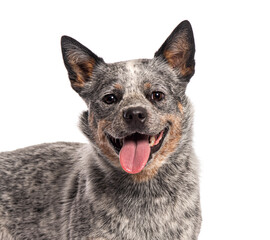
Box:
(61, 36), (104, 93)
(154, 20), (195, 82)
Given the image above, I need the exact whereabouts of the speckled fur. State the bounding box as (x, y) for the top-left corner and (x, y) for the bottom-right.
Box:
(0, 20), (201, 239)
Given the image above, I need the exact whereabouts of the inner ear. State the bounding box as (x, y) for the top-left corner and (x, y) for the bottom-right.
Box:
(61, 36), (104, 93)
(154, 20), (195, 82)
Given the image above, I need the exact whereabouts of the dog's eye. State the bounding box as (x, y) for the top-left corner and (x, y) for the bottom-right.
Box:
(151, 91), (165, 102)
(103, 94), (118, 104)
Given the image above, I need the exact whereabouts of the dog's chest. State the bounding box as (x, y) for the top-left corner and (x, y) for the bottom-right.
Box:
(85, 187), (184, 239)
(89, 209), (182, 240)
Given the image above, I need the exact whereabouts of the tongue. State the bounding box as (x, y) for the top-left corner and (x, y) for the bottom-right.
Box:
(119, 135), (151, 174)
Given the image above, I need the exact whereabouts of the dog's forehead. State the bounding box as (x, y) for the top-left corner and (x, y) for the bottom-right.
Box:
(124, 60), (145, 92)
(106, 59), (171, 92)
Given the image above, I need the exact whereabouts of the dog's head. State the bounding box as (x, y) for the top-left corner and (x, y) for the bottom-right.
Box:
(61, 20), (195, 181)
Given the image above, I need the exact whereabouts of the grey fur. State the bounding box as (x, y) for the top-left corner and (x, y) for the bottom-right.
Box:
(0, 20), (201, 239)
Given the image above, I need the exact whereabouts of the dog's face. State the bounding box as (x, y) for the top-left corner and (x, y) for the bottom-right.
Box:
(61, 20), (195, 181)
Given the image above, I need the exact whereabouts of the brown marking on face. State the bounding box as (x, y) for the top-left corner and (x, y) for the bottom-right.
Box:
(144, 82), (151, 90)
(178, 102), (184, 115)
(95, 119), (120, 167)
(132, 114), (182, 183)
(114, 83), (123, 90)
(88, 112), (94, 126)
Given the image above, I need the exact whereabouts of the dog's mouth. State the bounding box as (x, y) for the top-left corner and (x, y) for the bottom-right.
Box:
(106, 127), (169, 174)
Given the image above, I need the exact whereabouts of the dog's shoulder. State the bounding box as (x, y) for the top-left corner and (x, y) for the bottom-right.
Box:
(0, 142), (84, 169)
(0, 142), (88, 239)
(0, 142), (87, 188)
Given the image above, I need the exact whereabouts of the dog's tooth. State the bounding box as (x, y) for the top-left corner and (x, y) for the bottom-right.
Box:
(149, 136), (155, 147)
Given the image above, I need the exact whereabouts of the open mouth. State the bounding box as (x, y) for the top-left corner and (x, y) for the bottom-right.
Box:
(106, 127), (169, 174)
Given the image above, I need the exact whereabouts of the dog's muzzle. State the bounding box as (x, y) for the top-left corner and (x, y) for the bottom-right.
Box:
(104, 106), (169, 174)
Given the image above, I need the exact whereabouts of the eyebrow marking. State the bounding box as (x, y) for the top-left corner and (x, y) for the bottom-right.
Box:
(144, 82), (151, 90)
(114, 83), (123, 90)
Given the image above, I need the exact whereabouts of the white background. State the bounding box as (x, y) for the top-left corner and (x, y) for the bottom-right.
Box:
(0, 0), (270, 239)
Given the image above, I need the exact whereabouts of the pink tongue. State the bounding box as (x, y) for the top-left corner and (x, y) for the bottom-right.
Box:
(119, 135), (150, 174)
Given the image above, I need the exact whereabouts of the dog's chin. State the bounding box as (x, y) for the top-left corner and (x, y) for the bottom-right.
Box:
(105, 127), (169, 168)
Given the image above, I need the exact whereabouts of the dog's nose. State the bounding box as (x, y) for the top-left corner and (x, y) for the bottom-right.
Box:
(123, 107), (147, 126)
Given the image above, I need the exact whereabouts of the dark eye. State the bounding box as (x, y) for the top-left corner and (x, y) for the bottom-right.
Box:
(151, 91), (165, 102)
(103, 94), (117, 104)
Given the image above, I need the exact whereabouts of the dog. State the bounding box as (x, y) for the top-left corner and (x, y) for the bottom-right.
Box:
(0, 20), (201, 240)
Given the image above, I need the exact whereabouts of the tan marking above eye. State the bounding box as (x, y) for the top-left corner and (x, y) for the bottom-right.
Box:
(144, 82), (151, 90)
(114, 83), (123, 90)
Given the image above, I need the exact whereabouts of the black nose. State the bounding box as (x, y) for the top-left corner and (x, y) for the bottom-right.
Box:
(123, 107), (147, 127)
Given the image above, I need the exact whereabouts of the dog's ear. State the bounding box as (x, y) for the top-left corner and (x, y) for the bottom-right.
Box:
(154, 20), (195, 82)
(61, 36), (104, 93)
